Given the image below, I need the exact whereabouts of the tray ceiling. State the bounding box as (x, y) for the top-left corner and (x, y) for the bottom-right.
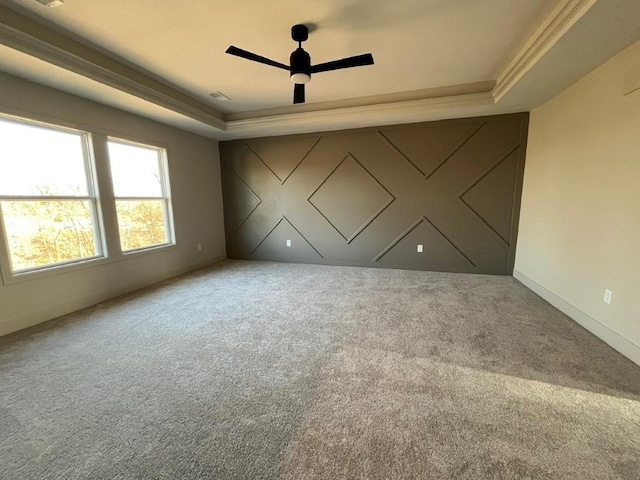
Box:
(0, 0), (639, 139)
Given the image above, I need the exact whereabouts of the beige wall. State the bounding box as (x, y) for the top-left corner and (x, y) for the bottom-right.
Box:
(515, 40), (640, 365)
(0, 73), (226, 336)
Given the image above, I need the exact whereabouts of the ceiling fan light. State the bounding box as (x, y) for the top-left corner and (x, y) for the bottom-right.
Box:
(291, 73), (311, 84)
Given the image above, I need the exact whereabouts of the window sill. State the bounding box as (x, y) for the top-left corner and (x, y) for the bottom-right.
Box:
(1, 255), (110, 286)
(1, 242), (177, 286)
(121, 242), (177, 258)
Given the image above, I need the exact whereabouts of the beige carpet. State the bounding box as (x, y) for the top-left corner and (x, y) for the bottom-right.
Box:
(1, 260), (639, 479)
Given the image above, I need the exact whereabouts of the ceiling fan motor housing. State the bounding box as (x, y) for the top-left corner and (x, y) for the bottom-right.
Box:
(290, 48), (311, 84)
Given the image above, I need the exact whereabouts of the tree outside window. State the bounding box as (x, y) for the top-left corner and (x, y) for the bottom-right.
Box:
(0, 117), (103, 272)
(107, 139), (174, 252)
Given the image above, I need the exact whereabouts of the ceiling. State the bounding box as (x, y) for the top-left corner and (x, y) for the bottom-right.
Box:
(0, 0), (639, 140)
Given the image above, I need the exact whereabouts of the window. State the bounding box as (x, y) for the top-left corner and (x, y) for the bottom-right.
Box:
(0, 114), (176, 280)
(107, 139), (174, 252)
(0, 116), (104, 273)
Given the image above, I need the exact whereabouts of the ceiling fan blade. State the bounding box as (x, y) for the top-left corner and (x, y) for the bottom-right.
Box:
(225, 46), (290, 71)
(293, 83), (305, 104)
(310, 53), (374, 74)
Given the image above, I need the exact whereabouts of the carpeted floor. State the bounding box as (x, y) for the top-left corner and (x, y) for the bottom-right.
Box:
(1, 260), (639, 479)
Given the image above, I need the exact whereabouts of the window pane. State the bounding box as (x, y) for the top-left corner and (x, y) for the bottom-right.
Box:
(0, 118), (89, 196)
(115, 200), (168, 251)
(108, 142), (163, 197)
(1, 200), (98, 271)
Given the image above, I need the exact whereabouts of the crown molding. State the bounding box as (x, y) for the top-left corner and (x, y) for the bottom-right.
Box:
(225, 92), (496, 139)
(0, 4), (226, 131)
(492, 0), (598, 102)
(0, 1), (603, 139)
(225, 81), (496, 122)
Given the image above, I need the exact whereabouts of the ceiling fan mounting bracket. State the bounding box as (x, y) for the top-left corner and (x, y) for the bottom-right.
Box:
(291, 24), (309, 43)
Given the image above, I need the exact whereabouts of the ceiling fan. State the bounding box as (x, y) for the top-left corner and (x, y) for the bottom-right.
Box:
(225, 24), (374, 104)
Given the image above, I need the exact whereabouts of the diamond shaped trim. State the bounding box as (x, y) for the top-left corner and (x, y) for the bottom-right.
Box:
(308, 154), (395, 243)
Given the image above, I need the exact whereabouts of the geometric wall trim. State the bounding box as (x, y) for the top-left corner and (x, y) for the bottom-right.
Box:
(221, 164), (261, 238)
(459, 146), (520, 245)
(245, 136), (321, 184)
(374, 216), (476, 272)
(308, 153), (395, 244)
(379, 120), (485, 180)
(252, 216), (322, 260)
(220, 113), (529, 275)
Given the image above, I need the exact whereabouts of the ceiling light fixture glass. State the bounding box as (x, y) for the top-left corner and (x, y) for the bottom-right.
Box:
(290, 73), (310, 84)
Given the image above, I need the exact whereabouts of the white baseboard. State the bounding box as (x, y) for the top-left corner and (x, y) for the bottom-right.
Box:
(0, 255), (227, 337)
(513, 269), (640, 366)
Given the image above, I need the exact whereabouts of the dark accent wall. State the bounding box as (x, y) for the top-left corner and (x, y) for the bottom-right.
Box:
(220, 113), (529, 275)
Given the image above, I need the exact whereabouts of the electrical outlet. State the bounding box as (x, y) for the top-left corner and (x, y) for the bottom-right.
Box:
(603, 289), (613, 304)
(286, 239), (291, 247)
(197, 243), (202, 251)
(417, 244), (423, 253)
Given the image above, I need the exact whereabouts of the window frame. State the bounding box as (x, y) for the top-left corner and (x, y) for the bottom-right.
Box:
(107, 137), (176, 254)
(0, 114), (107, 281)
